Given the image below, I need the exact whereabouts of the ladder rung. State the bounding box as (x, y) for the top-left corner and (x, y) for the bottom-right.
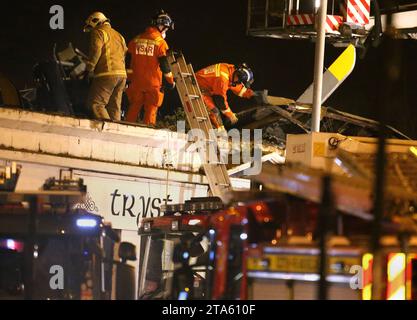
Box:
(192, 138), (215, 144)
(169, 52), (232, 199)
(216, 183), (231, 187)
(207, 161), (225, 165)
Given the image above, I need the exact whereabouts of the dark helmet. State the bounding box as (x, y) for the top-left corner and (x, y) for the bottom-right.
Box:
(232, 63), (254, 88)
(151, 9), (174, 30)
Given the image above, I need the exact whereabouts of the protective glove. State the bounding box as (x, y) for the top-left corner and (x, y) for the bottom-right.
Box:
(228, 112), (239, 125)
(216, 125), (226, 133)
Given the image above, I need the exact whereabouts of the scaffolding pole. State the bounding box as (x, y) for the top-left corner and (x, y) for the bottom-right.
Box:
(311, 0), (328, 132)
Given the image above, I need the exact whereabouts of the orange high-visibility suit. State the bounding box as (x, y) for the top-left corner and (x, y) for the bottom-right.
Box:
(195, 63), (254, 128)
(126, 27), (174, 125)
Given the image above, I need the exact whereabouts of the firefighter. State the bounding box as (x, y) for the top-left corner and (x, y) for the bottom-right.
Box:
(125, 10), (175, 126)
(195, 63), (255, 129)
(83, 12), (127, 121)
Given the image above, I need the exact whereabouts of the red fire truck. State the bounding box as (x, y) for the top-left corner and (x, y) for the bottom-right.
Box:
(137, 163), (417, 300)
(0, 176), (137, 300)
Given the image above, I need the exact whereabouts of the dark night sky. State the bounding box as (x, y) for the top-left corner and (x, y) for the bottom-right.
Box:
(1, 0), (417, 137)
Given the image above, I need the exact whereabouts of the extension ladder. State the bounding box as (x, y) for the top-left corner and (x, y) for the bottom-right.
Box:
(168, 52), (232, 202)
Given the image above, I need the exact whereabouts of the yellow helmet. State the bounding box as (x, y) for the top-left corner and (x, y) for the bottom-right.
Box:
(83, 12), (110, 32)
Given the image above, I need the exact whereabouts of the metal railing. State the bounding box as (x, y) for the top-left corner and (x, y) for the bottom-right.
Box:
(247, 0), (288, 32)
(247, 0), (343, 33)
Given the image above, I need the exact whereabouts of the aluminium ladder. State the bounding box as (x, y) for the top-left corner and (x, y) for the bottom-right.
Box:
(168, 52), (232, 202)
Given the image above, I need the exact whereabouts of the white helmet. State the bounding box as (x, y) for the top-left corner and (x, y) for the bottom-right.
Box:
(83, 12), (110, 32)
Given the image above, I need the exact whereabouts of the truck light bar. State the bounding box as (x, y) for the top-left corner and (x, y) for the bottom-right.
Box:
(76, 217), (98, 228)
(188, 219), (201, 226)
(161, 197), (224, 215)
(43, 177), (87, 192)
(0, 239), (24, 252)
(7, 239), (16, 250)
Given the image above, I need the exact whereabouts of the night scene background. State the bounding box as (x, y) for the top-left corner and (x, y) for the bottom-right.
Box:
(0, 0), (417, 137)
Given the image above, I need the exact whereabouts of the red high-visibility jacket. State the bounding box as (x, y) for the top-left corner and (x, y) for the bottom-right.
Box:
(127, 27), (173, 89)
(196, 63), (254, 114)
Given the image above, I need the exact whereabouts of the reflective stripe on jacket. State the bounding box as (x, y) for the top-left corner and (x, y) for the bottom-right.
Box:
(86, 24), (127, 78)
(196, 63), (254, 113)
(128, 27), (169, 89)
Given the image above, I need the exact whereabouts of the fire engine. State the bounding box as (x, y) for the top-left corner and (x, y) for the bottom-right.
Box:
(137, 134), (417, 300)
(0, 3), (416, 300)
(0, 173), (137, 300)
(137, 181), (417, 300)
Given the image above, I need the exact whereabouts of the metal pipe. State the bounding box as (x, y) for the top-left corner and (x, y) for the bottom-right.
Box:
(246, 0), (252, 34)
(138, 235), (151, 298)
(265, 0), (270, 28)
(318, 175), (333, 300)
(288, 0), (293, 14)
(370, 124), (386, 300)
(283, 0), (288, 28)
(311, 0), (328, 132)
(24, 196), (38, 300)
(371, 1), (401, 299)
(381, 3), (417, 14)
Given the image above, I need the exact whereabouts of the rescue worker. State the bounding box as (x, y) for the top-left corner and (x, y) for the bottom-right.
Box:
(126, 10), (175, 125)
(195, 63), (255, 129)
(83, 12), (127, 121)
